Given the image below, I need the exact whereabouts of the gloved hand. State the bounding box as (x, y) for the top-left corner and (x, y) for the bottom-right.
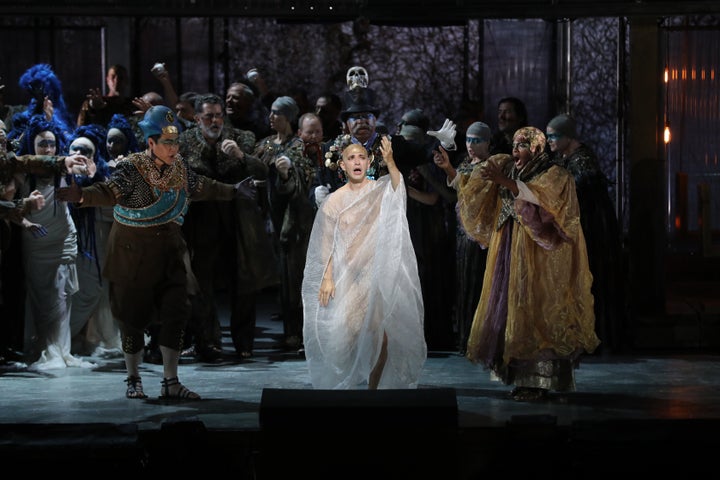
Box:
(427, 118), (457, 151)
(275, 155), (292, 178)
(314, 184), (330, 207)
(234, 176), (256, 201)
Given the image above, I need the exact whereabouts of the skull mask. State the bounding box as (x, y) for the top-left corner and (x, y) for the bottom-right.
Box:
(346, 66), (369, 90)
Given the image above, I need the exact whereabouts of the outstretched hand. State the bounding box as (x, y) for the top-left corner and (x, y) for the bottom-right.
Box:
(64, 153), (88, 174)
(427, 118), (457, 151)
(479, 158), (505, 184)
(234, 176), (256, 201)
(55, 175), (83, 203)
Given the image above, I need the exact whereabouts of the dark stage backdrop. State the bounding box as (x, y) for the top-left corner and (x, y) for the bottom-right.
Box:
(0, 16), (620, 195)
(2, 15), (719, 242)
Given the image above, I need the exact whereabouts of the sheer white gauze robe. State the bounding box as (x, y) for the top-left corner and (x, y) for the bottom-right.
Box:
(302, 174), (426, 389)
(21, 175), (94, 370)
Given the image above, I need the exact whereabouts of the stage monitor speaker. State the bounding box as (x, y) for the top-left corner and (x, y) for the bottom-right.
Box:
(257, 388), (459, 479)
(259, 387), (458, 431)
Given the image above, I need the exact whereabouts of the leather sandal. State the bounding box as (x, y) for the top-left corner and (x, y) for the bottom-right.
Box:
(125, 375), (148, 399)
(160, 376), (201, 401)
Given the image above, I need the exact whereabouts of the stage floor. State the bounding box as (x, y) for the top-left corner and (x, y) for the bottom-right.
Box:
(2, 291), (719, 476)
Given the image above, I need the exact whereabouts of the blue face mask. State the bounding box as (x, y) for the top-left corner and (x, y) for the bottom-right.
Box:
(349, 113), (375, 122)
(36, 139), (57, 148)
(70, 144), (94, 156)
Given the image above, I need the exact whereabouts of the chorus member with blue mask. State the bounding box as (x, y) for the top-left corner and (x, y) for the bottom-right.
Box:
(434, 121), (493, 355)
(0, 123), (88, 367)
(56, 106), (256, 400)
(76, 114), (143, 357)
(252, 95), (315, 353)
(105, 113), (141, 166)
(14, 115), (95, 371)
(65, 124), (117, 357)
(546, 113), (624, 354)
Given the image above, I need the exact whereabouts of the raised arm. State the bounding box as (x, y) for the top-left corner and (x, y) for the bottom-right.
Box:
(379, 136), (400, 190)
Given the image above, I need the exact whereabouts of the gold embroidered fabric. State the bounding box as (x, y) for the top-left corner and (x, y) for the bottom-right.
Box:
(131, 152), (188, 192)
(457, 153), (599, 374)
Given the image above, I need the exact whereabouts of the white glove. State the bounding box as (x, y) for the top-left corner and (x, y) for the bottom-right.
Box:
(427, 118), (457, 151)
(275, 155), (292, 178)
(314, 185), (330, 207)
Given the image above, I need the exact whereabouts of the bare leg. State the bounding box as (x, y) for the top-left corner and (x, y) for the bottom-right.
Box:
(369, 332), (388, 390)
(159, 345), (200, 399)
(124, 350), (147, 398)
(160, 345), (179, 379)
(124, 350), (143, 378)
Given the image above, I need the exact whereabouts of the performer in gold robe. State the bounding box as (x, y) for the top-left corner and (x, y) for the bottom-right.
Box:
(455, 126), (599, 401)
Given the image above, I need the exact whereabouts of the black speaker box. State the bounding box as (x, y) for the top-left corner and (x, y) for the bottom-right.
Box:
(259, 387), (458, 431)
(256, 388), (459, 479)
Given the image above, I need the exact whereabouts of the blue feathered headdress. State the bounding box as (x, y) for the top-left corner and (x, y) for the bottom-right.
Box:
(19, 114), (68, 156)
(17, 64), (75, 141)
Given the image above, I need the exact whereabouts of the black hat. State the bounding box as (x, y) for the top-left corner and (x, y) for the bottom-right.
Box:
(340, 87), (379, 121)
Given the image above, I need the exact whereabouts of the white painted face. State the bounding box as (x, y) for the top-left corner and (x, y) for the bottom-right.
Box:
(346, 66), (369, 90)
(69, 137), (96, 159)
(34, 131), (57, 155)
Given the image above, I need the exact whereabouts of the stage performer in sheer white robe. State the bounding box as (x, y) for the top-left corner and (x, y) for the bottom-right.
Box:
(302, 138), (426, 390)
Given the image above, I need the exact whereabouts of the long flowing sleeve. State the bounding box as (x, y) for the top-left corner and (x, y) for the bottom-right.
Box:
(302, 176), (426, 389)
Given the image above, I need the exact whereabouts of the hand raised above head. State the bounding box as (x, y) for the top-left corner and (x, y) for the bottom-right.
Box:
(86, 88), (105, 108)
(427, 118), (457, 151)
(432, 147), (450, 169)
(132, 97), (152, 116)
(43, 96), (54, 122)
(379, 135), (394, 167)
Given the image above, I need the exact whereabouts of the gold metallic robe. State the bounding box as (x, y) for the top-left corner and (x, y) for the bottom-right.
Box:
(458, 153), (599, 390)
